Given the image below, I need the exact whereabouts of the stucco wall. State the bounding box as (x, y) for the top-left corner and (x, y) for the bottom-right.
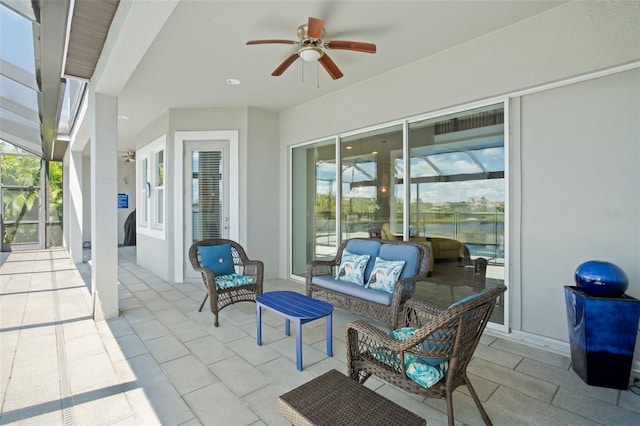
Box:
(135, 106), (280, 281)
(136, 111), (170, 280)
(246, 107), (280, 278)
(517, 69), (639, 340)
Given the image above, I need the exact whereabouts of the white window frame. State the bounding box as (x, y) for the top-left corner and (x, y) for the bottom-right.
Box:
(137, 134), (166, 239)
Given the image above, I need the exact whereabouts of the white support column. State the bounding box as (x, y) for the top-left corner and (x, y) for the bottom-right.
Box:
(67, 150), (84, 264)
(89, 89), (119, 320)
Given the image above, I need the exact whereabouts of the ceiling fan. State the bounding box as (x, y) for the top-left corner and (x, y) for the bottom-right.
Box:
(246, 17), (376, 80)
(121, 151), (136, 163)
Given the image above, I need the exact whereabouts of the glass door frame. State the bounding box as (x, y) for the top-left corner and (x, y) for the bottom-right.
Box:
(173, 130), (239, 283)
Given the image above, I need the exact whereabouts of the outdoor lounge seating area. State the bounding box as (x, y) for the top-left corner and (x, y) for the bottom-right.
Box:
(1, 247), (639, 425)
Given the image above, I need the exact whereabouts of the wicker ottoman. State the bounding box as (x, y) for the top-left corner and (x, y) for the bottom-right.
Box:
(278, 369), (426, 426)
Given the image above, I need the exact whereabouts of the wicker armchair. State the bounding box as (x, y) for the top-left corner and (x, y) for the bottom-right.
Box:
(346, 284), (507, 426)
(189, 239), (263, 327)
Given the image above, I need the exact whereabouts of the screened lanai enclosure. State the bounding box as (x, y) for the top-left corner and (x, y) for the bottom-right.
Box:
(0, 4), (66, 251)
(0, 142), (63, 251)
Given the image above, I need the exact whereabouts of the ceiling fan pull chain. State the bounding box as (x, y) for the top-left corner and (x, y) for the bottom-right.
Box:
(316, 62), (320, 88)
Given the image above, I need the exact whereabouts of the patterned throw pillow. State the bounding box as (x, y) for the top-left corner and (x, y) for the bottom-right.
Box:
(366, 257), (406, 293)
(369, 336), (449, 389)
(336, 250), (371, 285)
(405, 359), (449, 388)
(390, 327), (451, 366)
(389, 326), (450, 388)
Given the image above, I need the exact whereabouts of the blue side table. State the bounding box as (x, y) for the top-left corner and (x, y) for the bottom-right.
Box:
(564, 286), (640, 389)
(256, 291), (333, 371)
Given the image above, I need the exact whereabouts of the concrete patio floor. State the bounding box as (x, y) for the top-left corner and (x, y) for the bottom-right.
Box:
(1, 247), (639, 425)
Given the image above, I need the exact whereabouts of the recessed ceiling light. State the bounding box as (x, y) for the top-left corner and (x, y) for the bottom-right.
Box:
(345, 145), (352, 150)
(226, 78), (241, 85)
(118, 115), (130, 120)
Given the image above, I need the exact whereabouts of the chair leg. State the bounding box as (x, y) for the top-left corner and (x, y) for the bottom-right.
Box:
(446, 388), (455, 426)
(465, 375), (493, 425)
(198, 293), (208, 312)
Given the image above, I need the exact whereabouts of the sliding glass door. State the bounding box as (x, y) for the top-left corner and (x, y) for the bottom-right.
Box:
(290, 102), (506, 326)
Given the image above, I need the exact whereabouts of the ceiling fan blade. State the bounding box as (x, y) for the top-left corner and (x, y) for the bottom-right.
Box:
(318, 53), (343, 80)
(325, 40), (376, 54)
(272, 53), (300, 76)
(307, 17), (325, 39)
(246, 39), (298, 45)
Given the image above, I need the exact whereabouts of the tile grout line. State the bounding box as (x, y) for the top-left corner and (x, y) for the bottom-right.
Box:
(51, 253), (75, 426)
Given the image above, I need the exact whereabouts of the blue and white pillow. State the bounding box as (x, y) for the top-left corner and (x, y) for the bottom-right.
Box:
(366, 257), (405, 293)
(336, 250), (371, 285)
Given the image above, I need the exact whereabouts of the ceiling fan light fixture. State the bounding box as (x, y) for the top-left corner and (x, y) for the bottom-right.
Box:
(299, 47), (322, 62)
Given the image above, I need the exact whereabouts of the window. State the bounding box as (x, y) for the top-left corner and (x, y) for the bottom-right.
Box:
(155, 150), (164, 226)
(137, 135), (166, 239)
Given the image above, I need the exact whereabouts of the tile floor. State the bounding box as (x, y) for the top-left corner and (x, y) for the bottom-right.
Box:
(1, 247), (639, 425)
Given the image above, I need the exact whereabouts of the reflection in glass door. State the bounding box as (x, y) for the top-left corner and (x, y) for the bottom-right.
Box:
(408, 103), (505, 325)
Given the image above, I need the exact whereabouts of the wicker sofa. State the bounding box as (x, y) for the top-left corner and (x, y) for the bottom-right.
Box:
(306, 238), (431, 329)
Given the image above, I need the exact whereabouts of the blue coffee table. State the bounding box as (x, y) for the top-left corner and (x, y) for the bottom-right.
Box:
(256, 291), (333, 371)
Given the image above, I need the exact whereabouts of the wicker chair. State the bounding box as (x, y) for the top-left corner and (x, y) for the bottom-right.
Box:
(189, 239), (264, 327)
(346, 284), (507, 426)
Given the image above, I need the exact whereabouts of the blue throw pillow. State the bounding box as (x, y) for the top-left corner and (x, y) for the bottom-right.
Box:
(366, 257), (405, 293)
(198, 244), (235, 276)
(336, 250), (371, 285)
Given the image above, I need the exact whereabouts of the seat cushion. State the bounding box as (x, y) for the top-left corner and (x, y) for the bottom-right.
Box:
(312, 276), (392, 305)
(379, 243), (420, 279)
(215, 273), (255, 290)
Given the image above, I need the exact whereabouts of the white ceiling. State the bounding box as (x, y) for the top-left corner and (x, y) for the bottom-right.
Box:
(112, 1), (566, 149)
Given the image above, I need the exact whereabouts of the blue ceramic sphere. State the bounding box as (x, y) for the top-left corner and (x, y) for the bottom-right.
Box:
(574, 260), (629, 297)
